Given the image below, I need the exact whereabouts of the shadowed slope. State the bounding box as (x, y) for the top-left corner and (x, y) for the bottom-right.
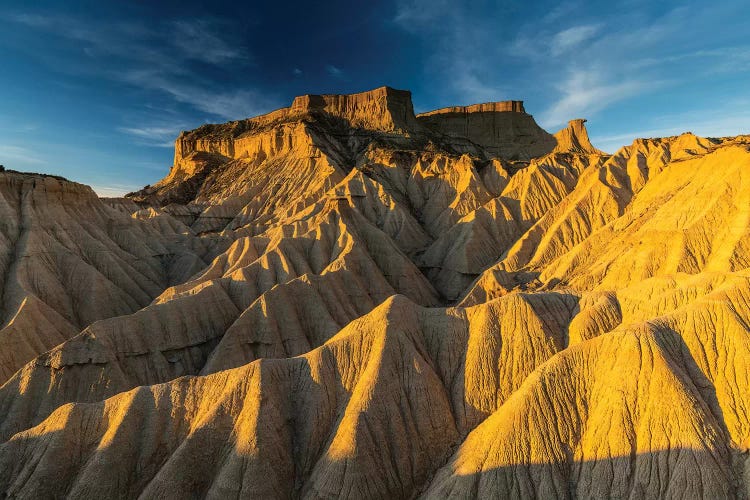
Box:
(0, 172), (210, 383)
(420, 152), (606, 299)
(0, 197), (440, 441)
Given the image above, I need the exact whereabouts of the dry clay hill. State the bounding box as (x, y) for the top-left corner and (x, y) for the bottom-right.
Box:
(0, 86), (749, 499)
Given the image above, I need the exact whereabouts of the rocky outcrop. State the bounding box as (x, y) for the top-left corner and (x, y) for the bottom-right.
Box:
(171, 86), (420, 166)
(139, 88), (611, 222)
(417, 100), (557, 159)
(288, 86), (420, 132)
(419, 100), (527, 115)
(552, 118), (606, 154)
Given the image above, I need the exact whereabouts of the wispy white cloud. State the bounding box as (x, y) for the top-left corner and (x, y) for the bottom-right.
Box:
(549, 24), (602, 56)
(120, 72), (275, 120)
(392, 0), (504, 104)
(326, 64), (344, 77)
(540, 69), (663, 127)
(9, 13), (247, 67)
(0, 144), (47, 165)
(511, 4), (750, 127)
(590, 98), (750, 152)
(540, 1), (581, 24)
(7, 13), (271, 121)
(117, 125), (185, 148)
(630, 46), (750, 72)
(395, 1), (750, 134)
(170, 19), (248, 64)
(393, 0), (450, 27)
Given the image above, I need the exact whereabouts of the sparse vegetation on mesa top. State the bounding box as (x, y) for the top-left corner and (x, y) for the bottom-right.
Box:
(2, 167), (69, 182)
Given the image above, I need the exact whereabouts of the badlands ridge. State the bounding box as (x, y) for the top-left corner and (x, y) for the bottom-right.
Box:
(0, 86), (749, 498)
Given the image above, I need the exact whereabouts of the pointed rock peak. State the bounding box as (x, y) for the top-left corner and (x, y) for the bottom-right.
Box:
(376, 294), (421, 320)
(289, 86), (420, 132)
(552, 118), (605, 155)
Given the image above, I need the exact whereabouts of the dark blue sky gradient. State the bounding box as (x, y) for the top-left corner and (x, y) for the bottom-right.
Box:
(1, 0), (749, 195)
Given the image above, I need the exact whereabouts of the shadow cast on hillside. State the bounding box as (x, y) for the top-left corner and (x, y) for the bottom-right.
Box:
(421, 447), (745, 499)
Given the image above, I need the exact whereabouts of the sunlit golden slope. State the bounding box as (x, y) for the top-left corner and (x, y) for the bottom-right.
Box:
(0, 86), (749, 499)
(430, 271), (750, 499)
(3, 274), (750, 497)
(463, 134), (750, 303)
(0, 293), (578, 498)
(425, 328), (737, 499)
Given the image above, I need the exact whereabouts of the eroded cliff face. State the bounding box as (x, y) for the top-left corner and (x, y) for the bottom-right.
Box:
(0, 171), (218, 384)
(134, 87), (600, 247)
(1, 86), (749, 499)
(288, 86), (420, 132)
(417, 100), (558, 159)
(172, 87), (420, 168)
(168, 89), (558, 174)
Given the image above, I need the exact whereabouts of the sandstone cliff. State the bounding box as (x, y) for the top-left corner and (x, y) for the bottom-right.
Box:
(417, 100), (558, 159)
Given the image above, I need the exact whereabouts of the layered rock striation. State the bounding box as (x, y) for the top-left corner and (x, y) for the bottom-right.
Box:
(417, 100), (558, 159)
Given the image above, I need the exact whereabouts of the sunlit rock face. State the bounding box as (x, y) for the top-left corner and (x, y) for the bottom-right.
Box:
(1, 87), (749, 499)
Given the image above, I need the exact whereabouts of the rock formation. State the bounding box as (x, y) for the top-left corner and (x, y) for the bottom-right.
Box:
(417, 100), (558, 159)
(0, 172), (218, 384)
(0, 86), (748, 499)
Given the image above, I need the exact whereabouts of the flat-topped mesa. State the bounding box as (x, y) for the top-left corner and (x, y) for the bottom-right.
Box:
(0, 170), (98, 205)
(288, 86), (420, 132)
(418, 100), (526, 116)
(416, 100), (557, 160)
(171, 86), (421, 166)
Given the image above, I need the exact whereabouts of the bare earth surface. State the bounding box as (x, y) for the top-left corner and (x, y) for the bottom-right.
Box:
(0, 86), (749, 499)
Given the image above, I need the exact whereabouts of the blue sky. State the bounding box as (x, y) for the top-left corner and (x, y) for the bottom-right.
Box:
(1, 0), (749, 196)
